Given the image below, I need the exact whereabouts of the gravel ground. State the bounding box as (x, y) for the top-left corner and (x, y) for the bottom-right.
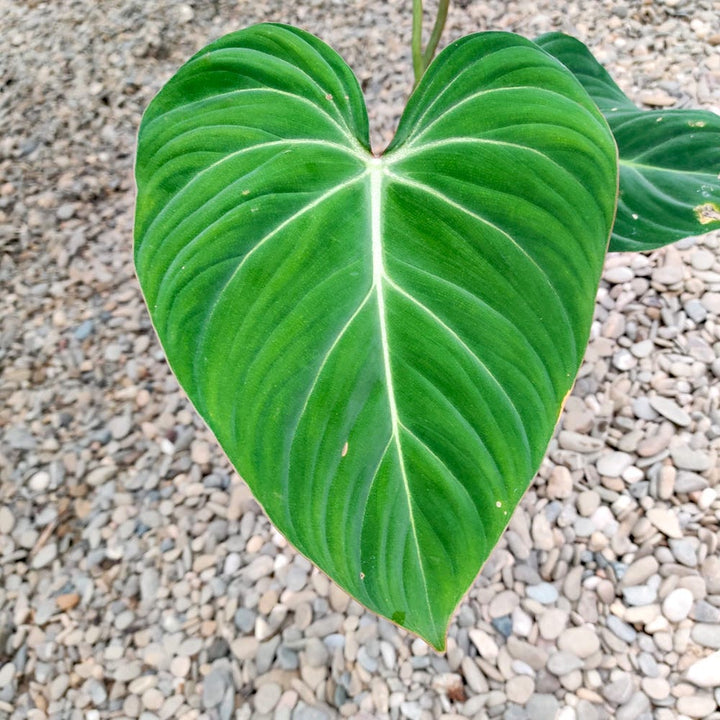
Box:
(2, 1), (720, 719)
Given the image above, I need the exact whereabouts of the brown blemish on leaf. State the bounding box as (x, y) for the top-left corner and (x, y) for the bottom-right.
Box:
(694, 202), (720, 225)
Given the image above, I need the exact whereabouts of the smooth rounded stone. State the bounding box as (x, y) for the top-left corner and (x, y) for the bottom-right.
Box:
(632, 397), (658, 420)
(506, 638), (548, 671)
(178, 637), (203, 657)
(489, 590), (520, 619)
(202, 669), (228, 709)
(231, 636), (259, 661)
(512, 607), (533, 637)
(114, 610), (135, 631)
(224, 552), (242, 576)
(703, 557), (720, 595)
(662, 587), (694, 622)
(646, 507), (682, 539)
(669, 538), (698, 567)
(142, 688), (165, 712)
(596, 452), (633, 478)
(170, 656), (190, 678)
(606, 615), (637, 644)
(233, 607), (257, 633)
(702, 291), (720, 314)
(49, 673), (69, 700)
(526, 583), (558, 605)
(652, 261), (684, 285)
(686, 651), (720, 687)
(108, 414), (132, 440)
(676, 694), (716, 718)
(539, 609), (569, 641)
(139, 568), (160, 604)
(31, 543), (57, 569)
(304, 638), (329, 668)
(577, 491), (600, 517)
(505, 676), (534, 705)
(684, 298), (708, 323)
(115, 661), (142, 682)
(558, 627), (600, 659)
(546, 465), (573, 500)
(613, 349), (636, 371)
(623, 585), (657, 606)
(143, 643), (170, 669)
(693, 600), (720, 623)
(285, 565), (308, 592)
(641, 676), (670, 701)
(648, 397), (691, 427)
(255, 682), (282, 714)
(630, 340), (655, 359)
(278, 644), (299, 671)
(603, 672), (634, 705)
(546, 651), (583, 676)
(461, 657), (489, 694)
(675, 472), (708, 495)
(691, 623), (720, 649)
(400, 701), (422, 720)
(503, 706), (529, 720)
(525, 694), (559, 720)
(29, 470), (51, 492)
(616, 691), (650, 720)
(563, 566), (583, 602)
(670, 446), (711, 472)
(357, 645), (379, 673)
(292, 701), (331, 720)
(558, 431), (604, 454)
(576, 699), (599, 720)
(604, 265), (634, 284)
(691, 248), (715, 270)
(563, 406), (594, 433)
(621, 556), (658, 587)
(531, 513), (555, 552)
(0, 506), (15, 535)
(244, 555), (274, 582)
(492, 615), (513, 639)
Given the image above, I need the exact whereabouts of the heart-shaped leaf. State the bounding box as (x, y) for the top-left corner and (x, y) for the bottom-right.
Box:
(134, 24), (617, 650)
(537, 32), (720, 252)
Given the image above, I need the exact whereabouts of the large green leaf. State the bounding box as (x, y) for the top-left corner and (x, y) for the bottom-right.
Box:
(134, 24), (617, 649)
(537, 32), (720, 252)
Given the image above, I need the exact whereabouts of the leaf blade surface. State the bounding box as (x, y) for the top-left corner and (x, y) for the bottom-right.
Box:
(537, 32), (720, 251)
(135, 24), (617, 649)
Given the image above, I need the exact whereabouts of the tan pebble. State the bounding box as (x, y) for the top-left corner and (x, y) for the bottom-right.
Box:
(142, 688), (164, 712)
(231, 637), (259, 661)
(642, 676), (670, 700)
(56, 593), (80, 612)
(676, 694), (716, 718)
(170, 656), (191, 678)
(558, 626), (600, 658)
(505, 675), (534, 705)
(547, 466), (573, 500)
(258, 589), (278, 615)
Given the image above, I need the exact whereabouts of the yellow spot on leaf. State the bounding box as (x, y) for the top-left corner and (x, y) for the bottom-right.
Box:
(242, 189), (250, 196)
(341, 442), (348, 457)
(688, 120), (706, 128)
(695, 203), (720, 225)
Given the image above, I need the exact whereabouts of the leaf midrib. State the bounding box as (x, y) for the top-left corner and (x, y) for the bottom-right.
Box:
(369, 159), (435, 630)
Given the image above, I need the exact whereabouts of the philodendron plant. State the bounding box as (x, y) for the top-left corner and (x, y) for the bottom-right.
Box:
(134, 2), (720, 650)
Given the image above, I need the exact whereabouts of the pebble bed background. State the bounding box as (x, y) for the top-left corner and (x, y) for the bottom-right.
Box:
(2, 1), (720, 719)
